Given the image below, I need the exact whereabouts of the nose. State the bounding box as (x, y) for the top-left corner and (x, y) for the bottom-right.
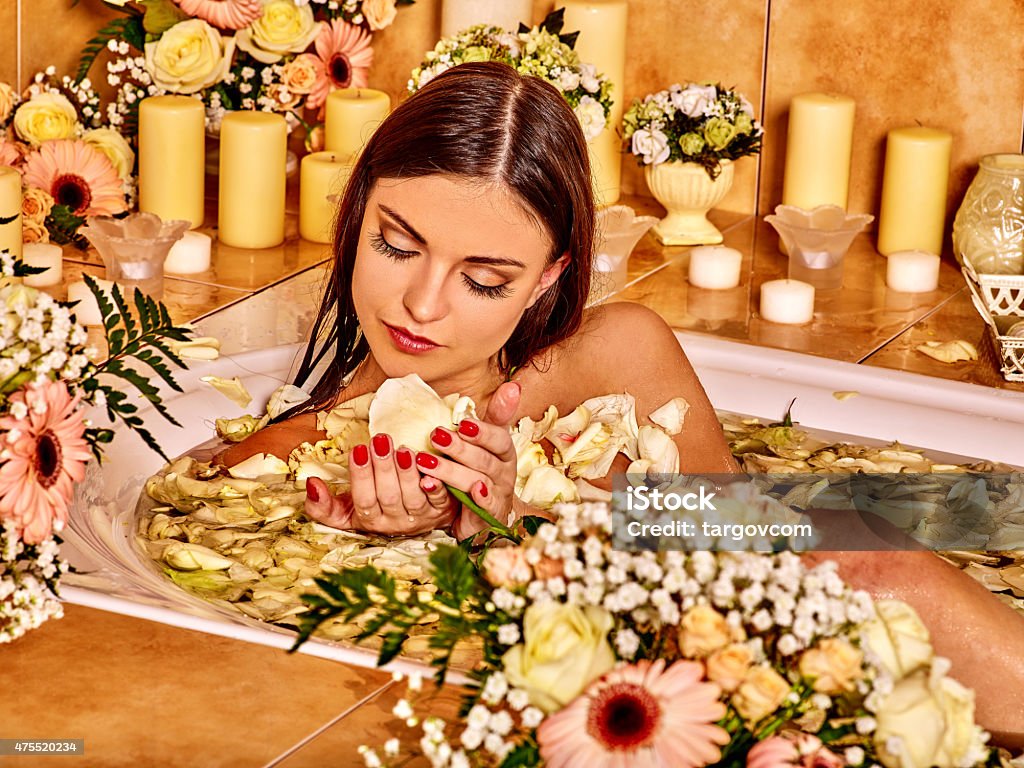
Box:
(402, 263), (450, 325)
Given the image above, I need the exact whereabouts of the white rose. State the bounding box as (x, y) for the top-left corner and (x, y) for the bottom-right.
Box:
(558, 69), (581, 92)
(368, 374), (475, 454)
(676, 84), (718, 118)
(83, 128), (135, 180)
(579, 63), (600, 93)
(573, 95), (606, 142)
(860, 600), (933, 680)
(362, 0), (398, 31)
(630, 127), (671, 166)
(145, 19), (235, 94)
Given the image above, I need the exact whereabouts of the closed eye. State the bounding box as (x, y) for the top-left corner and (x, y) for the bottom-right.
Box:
(369, 230), (415, 260)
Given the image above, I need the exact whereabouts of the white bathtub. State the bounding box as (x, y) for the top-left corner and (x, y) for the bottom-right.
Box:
(60, 335), (1024, 676)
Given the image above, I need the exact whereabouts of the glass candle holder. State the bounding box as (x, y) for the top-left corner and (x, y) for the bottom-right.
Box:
(591, 205), (658, 298)
(765, 204), (874, 290)
(81, 212), (190, 297)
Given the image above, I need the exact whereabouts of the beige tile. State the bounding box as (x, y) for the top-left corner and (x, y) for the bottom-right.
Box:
(0, 605), (393, 768)
(366, 0), (443, 104)
(759, 0), (1024, 234)
(0, 1), (16, 87)
(21, 0), (120, 89)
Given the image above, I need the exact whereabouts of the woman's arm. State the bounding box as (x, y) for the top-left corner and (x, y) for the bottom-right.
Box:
(215, 412), (325, 467)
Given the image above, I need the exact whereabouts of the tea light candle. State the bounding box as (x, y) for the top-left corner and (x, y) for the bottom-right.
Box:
(688, 245), (743, 289)
(164, 231), (212, 274)
(0, 166), (22, 260)
(760, 279), (815, 325)
(885, 250), (940, 293)
(219, 111), (287, 249)
(138, 95), (206, 229)
(324, 88), (391, 160)
(68, 278), (115, 326)
(299, 151), (353, 243)
(22, 243), (63, 287)
(782, 93), (856, 210)
(877, 127), (953, 256)
(441, 0), (533, 35)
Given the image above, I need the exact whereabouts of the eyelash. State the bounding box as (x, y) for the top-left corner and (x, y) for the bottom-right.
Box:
(368, 230), (513, 300)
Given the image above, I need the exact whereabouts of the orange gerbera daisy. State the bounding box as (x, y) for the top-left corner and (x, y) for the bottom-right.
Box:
(0, 380), (92, 545)
(537, 659), (730, 768)
(22, 139), (127, 217)
(303, 19), (374, 113)
(173, 0), (262, 30)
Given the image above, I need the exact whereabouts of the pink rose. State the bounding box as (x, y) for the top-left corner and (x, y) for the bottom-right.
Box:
(747, 733), (842, 768)
(481, 547), (531, 587)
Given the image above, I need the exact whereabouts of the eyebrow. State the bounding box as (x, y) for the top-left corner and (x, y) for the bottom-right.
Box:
(378, 203), (528, 270)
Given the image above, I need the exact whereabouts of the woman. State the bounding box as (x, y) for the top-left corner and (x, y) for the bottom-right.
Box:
(221, 62), (1024, 743)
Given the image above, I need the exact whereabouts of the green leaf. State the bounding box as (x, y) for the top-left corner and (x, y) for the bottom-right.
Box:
(500, 740), (541, 768)
(518, 515), (548, 536)
(448, 486), (519, 543)
(75, 16), (144, 85)
(44, 205), (88, 249)
(138, 0), (190, 36)
(0, 213), (16, 226)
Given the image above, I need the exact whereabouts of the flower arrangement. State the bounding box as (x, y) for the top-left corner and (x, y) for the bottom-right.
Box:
(623, 83), (763, 179)
(409, 10), (613, 142)
(0, 250), (193, 642)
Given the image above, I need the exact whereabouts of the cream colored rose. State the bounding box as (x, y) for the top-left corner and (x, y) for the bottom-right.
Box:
(706, 643), (754, 692)
(367, 374), (476, 455)
(481, 547), (531, 588)
(21, 186), (54, 223)
(518, 465), (580, 511)
(22, 217), (48, 244)
(13, 92), (80, 147)
(362, 0), (397, 30)
(0, 83), (16, 123)
(281, 54), (320, 95)
(145, 19), (236, 94)
(236, 0), (320, 64)
(678, 604), (732, 658)
(798, 637), (863, 694)
(860, 600), (933, 681)
(83, 128), (135, 180)
(732, 665), (791, 724)
(502, 602), (615, 713)
(874, 671), (978, 768)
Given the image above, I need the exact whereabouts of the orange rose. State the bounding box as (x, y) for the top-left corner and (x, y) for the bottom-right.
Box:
(0, 83), (16, 123)
(22, 217), (49, 244)
(21, 186), (54, 223)
(281, 54), (319, 96)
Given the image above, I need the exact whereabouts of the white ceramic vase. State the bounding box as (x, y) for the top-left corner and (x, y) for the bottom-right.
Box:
(644, 159), (734, 246)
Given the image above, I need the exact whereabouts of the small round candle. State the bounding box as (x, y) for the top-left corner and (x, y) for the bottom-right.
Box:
(299, 151), (353, 243)
(760, 279), (815, 325)
(324, 88), (391, 160)
(885, 250), (940, 293)
(164, 231), (212, 274)
(22, 243), (63, 287)
(688, 245), (743, 289)
(68, 278), (115, 326)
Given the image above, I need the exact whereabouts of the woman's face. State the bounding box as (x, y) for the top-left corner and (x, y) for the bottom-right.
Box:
(351, 174), (566, 390)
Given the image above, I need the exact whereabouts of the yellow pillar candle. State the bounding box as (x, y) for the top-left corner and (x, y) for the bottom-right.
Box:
(22, 243), (63, 287)
(559, 0), (627, 206)
(300, 151), (354, 243)
(782, 93), (856, 210)
(441, 0), (533, 35)
(0, 166), (23, 260)
(218, 111), (287, 249)
(138, 96), (206, 229)
(324, 88), (391, 160)
(877, 126), (952, 256)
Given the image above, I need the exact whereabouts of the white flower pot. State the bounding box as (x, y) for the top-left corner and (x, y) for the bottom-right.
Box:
(644, 160), (734, 246)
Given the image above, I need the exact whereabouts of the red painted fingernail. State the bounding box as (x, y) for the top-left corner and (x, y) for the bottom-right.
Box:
(431, 428), (452, 447)
(416, 452), (438, 470)
(352, 444), (369, 466)
(478, 482), (488, 498)
(458, 420), (479, 437)
(422, 478), (437, 492)
(396, 449), (413, 470)
(305, 478), (320, 503)
(372, 434), (390, 458)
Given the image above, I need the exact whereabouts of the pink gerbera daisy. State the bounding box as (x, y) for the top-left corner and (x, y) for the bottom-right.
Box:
(172, 0), (262, 30)
(0, 140), (21, 167)
(22, 139), (127, 217)
(0, 380), (92, 545)
(537, 659), (730, 768)
(746, 732), (843, 768)
(303, 19), (374, 113)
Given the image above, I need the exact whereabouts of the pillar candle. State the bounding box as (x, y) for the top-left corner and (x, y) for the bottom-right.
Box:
(559, 0), (627, 206)
(885, 250), (940, 293)
(164, 231), (212, 274)
(218, 111), (287, 249)
(0, 166), (22, 260)
(688, 245), (743, 289)
(22, 243), (63, 287)
(782, 93), (856, 210)
(324, 88), (391, 160)
(68, 278), (115, 326)
(877, 127), (952, 256)
(759, 279), (815, 324)
(440, 0), (533, 35)
(138, 95), (205, 229)
(300, 151), (354, 243)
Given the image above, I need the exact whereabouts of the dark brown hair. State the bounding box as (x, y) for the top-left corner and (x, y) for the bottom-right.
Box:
(290, 61), (595, 410)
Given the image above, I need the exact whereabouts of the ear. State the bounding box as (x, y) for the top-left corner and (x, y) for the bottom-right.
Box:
(525, 253), (569, 309)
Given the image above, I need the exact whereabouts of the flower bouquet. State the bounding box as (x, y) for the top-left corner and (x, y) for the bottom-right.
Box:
(409, 10), (613, 142)
(0, 250), (193, 642)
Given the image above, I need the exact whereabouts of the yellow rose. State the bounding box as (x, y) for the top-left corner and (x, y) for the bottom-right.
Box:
(236, 0), (320, 64)
(732, 665), (791, 724)
(13, 92), (80, 147)
(860, 600), (933, 681)
(0, 83), (16, 123)
(678, 605), (732, 658)
(502, 602), (615, 713)
(145, 19), (236, 94)
(281, 54), (320, 95)
(706, 643), (754, 692)
(874, 671), (978, 768)
(798, 637), (863, 694)
(21, 186), (54, 223)
(83, 128), (135, 180)
(22, 217), (48, 244)
(362, 0), (397, 30)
